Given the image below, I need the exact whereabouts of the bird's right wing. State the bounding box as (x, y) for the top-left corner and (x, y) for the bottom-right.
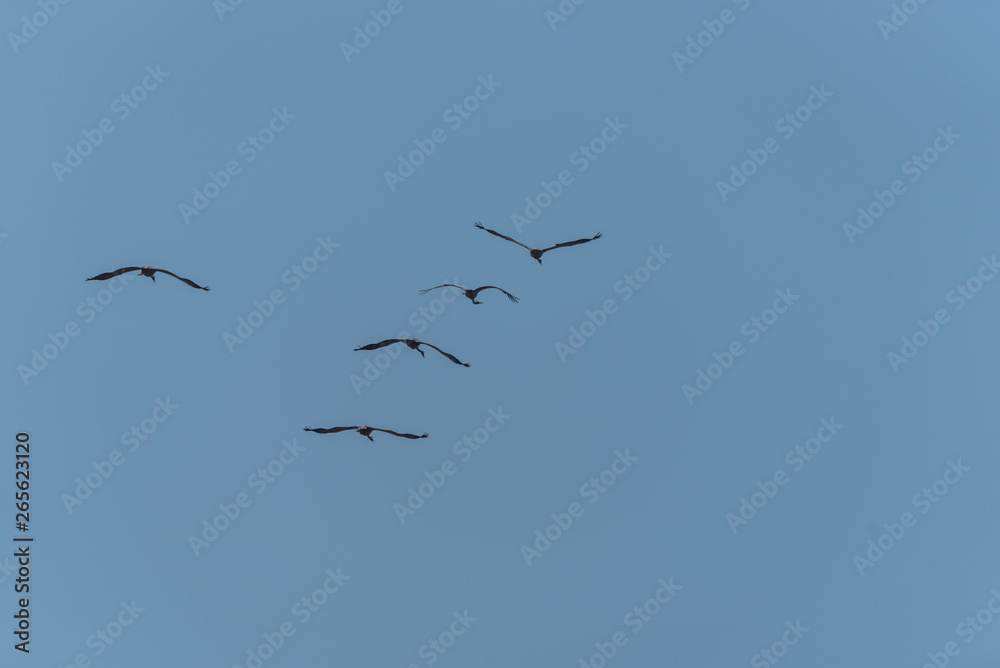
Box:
(480, 286), (519, 303)
(421, 342), (471, 367)
(540, 232), (603, 253)
(474, 222), (532, 251)
(156, 269), (211, 291)
(371, 428), (429, 439)
(86, 267), (142, 281)
(304, 426), (357, 434)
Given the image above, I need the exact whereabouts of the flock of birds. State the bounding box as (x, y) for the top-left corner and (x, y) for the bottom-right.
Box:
(86, 222), (602, 442)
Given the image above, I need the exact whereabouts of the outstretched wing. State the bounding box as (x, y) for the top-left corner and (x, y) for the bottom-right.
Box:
(474, 222), (532, 251)
(304, 426), (358, 434)
(418, 284), (464, 296)
(540, 232), (603, 254)
(86, 267), (142, 281)
(370, 428), (429, 440)
(476, 286), (519, 303)
(155, 268), (211, 291)
(419, 342), (471, 367)
(354, 339), (405, 352)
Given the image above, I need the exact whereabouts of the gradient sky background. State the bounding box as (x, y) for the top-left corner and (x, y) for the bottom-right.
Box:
(2, 1), (1000, 666)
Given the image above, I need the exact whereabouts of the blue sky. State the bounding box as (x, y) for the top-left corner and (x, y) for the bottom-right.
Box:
(3, 0), (1000, 666)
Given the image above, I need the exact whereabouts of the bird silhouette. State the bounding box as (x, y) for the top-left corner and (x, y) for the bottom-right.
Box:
(418, 283), (518, 305)
(303, 426), (428, 442)
(354, 338), (470, 367)
(86, 266), (210, 291)
(474, 221), (602, 264)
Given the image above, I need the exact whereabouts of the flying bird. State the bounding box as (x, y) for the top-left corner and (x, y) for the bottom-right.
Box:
(86, 266), (210, 291)
(303, 426), (429, 442)
(354, 338), (470, 367)
(418, 283), (519, 305)
(474, 221), (602, 264)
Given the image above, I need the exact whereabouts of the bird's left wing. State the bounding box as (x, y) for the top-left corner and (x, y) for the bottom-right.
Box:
(354, 339), (404, 351)
(304, 426), (357, 434)
(418, 284), (463, 296)
(474, 222), (532, 251)
(86, 267), (142, 281)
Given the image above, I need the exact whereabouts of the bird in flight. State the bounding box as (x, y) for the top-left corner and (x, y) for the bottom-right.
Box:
(474, 221), (602, 264)
(418, 283), (518, 305)
(86, 266), (210, 291)
(303, 426), (429, 442)
(354, 338), (470, 367)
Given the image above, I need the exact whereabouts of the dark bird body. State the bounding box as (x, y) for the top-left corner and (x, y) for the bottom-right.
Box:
(303, 426), (429, 442)
(474, 221), (602, 264)
(354, 338), (470, 367)
(86, 266), (210, 291)
(418, 283), (518, 305)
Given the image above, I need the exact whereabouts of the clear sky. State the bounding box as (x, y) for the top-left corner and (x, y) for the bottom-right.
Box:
(2, 0), (1000, 666)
